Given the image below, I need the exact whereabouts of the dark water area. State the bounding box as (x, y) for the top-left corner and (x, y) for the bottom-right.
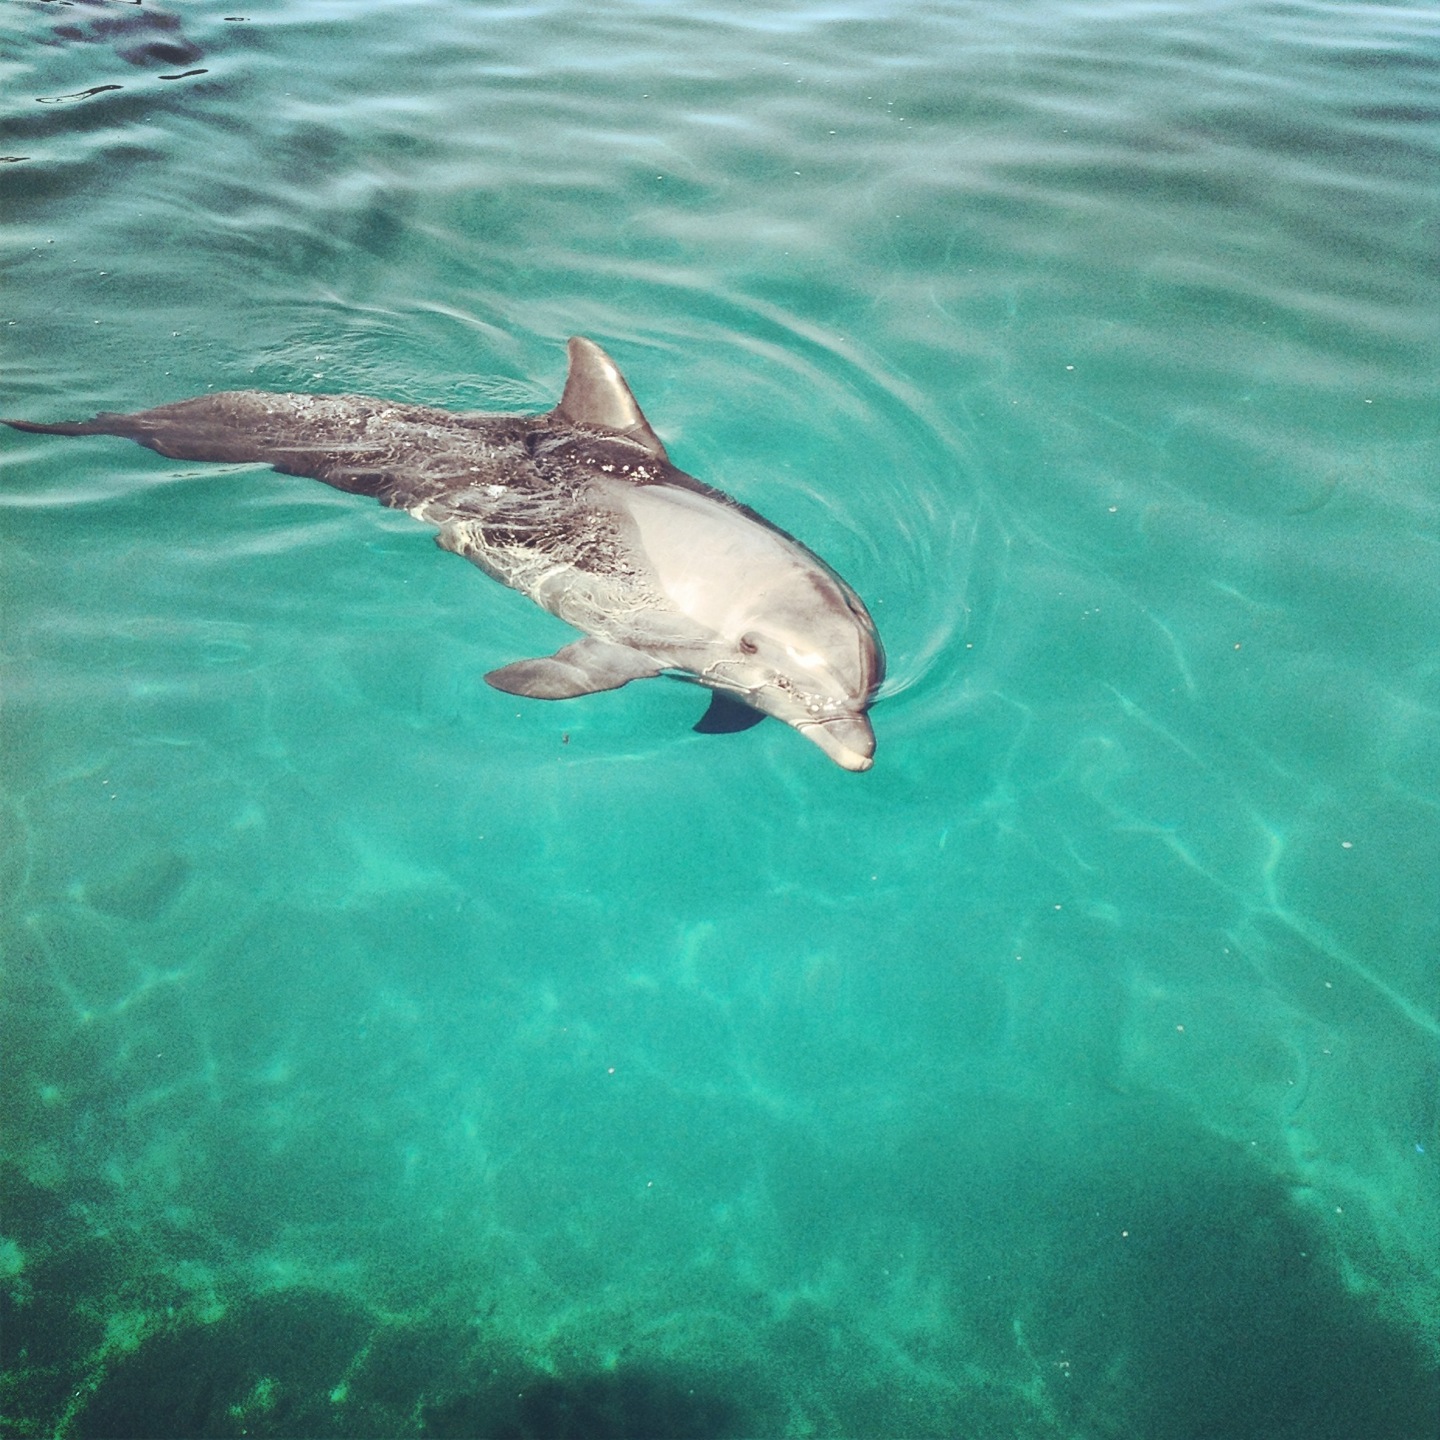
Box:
(2, 1), (1438, 1436)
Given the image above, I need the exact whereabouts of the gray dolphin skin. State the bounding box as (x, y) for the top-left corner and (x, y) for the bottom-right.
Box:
(6, 338), (885, 770)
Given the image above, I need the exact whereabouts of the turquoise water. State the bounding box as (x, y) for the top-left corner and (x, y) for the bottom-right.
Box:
(2, 0), (1438, 1434)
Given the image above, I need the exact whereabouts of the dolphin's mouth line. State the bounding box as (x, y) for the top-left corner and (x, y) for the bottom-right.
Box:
(673, 667), (758, 700)
(690, 664), (764, 699)
(794, 714), (857, 735)
(697, 669), (863, 727)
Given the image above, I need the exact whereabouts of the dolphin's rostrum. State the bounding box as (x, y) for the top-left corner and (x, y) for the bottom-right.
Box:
(5, 338), (885, 769)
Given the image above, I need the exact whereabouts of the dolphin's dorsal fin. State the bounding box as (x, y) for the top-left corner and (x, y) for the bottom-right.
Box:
(554, 337), (668, 460)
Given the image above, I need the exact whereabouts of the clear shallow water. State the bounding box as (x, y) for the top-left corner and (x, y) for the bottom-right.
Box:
(1, 0), (1437, 1434)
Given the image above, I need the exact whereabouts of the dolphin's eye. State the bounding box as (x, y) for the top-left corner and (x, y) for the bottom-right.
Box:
(739, 634), (760, 655)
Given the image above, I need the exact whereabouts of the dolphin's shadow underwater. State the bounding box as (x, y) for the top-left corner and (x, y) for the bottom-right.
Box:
(6, 338), (885, 770)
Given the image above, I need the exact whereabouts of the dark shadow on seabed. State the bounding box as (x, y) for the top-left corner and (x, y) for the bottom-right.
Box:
(2, 1133), (1437, 1440)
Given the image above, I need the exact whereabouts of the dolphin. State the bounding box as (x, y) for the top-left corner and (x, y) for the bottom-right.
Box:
(5, 338), (885, 770)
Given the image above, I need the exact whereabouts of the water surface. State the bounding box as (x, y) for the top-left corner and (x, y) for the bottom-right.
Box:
(2, 1), (1437, 1435)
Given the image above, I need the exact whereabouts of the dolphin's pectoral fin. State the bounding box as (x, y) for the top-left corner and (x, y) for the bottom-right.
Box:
(484, 638), (662, 699)
(694, 690), (767, 734)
